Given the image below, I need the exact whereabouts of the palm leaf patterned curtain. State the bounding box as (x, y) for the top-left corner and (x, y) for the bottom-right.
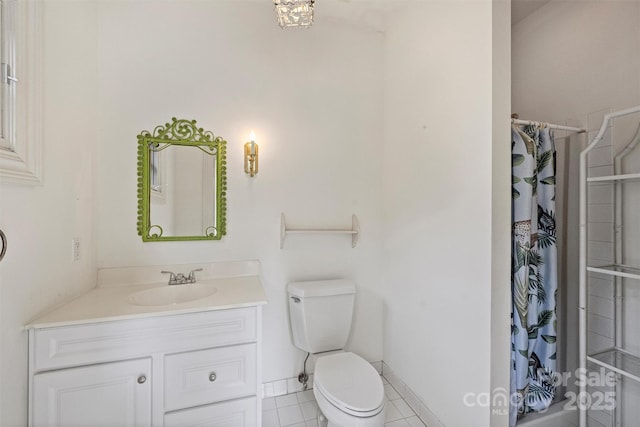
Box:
(509, 125), (558, 426)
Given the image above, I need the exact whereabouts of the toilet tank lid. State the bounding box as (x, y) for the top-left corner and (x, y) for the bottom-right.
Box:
(287, 279), (356, 298)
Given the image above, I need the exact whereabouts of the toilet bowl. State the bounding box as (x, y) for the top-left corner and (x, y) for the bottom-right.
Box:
(313, 352), (385, 427)
(287, 280), (385, 427)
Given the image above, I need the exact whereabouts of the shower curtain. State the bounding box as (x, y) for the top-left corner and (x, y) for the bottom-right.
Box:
(510, 125), (558, 426)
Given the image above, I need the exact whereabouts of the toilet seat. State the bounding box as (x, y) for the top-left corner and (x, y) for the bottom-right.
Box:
(314, 352), (385, 418)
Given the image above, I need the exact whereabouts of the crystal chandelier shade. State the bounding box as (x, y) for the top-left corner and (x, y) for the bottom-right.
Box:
(274, 0), (315, 29)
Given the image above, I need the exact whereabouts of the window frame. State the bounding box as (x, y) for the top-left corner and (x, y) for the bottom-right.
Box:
(0, 0), (42, 184)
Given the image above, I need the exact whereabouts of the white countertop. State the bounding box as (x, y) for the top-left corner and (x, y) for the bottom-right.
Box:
(26, 274), (267, 330)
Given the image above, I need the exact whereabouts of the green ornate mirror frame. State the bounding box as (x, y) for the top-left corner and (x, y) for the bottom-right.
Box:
(137, 118), (227, 242)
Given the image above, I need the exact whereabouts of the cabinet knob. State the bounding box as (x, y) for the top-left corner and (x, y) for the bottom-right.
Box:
(209, 372), (217, 382)
(137, 375), (147, 384)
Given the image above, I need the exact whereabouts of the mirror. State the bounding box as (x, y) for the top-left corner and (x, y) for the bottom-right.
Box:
(137, 118), (227, 241)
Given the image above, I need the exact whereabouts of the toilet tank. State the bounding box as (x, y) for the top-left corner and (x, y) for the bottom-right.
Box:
(288, 279), (356, 354)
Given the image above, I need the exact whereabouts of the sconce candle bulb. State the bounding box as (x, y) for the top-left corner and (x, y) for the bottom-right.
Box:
(244, 131), (259, 177)
(249, 131), (256, 155)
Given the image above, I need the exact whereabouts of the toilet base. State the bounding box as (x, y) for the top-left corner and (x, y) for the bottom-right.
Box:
(317, 408), (385, 427)
(314, 388), (385, 427)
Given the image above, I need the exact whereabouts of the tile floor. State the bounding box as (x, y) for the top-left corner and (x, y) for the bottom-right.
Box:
(262, 376), (427, 427)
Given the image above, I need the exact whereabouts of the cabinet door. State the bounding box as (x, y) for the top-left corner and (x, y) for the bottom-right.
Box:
(32, 358), (151, 427)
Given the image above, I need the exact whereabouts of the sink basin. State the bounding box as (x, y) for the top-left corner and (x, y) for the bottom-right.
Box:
(127, 284), (218, 307)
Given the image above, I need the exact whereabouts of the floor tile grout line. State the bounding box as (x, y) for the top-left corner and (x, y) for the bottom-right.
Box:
(264, 375), (425, 427)
(263, 399), (425, 427)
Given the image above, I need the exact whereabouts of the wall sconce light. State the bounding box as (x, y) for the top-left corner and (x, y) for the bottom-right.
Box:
(244, 131), (259, 177)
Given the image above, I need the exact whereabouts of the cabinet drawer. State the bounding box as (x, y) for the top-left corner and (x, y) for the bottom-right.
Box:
(32, 308), (256, 371)
(164, 396), (257, 427)
(165, 343), (257, 411)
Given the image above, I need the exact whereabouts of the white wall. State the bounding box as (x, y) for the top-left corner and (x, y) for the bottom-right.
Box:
(0, 2), (99, 425)
(492, 1), (512, 425)
(513, 1), (640, 425)
(382, 2), (503, 426)
(94, 0), (385, 385)
(512, 1), (640, 124)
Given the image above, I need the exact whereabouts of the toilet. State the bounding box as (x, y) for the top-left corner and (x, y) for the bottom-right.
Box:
(288, 279), (385, 427)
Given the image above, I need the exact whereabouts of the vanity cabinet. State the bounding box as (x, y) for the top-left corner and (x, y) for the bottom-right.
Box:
(28, 306), (262, 427)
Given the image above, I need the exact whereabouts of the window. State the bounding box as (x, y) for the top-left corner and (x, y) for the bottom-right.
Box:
(1, 0), (17, 152)
(0, 0), (42, 184)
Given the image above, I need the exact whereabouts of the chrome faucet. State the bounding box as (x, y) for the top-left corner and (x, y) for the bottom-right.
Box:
(187, 268), (202, 283)
(161, 268), (203, 285)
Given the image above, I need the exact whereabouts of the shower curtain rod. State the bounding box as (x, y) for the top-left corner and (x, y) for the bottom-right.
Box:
(511, 118), (586, 134)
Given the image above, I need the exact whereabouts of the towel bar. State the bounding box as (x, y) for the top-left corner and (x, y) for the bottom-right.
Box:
(280, 213), (359, 249)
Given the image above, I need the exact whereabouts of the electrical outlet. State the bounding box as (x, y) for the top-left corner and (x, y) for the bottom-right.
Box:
(72, 238), (81, 261)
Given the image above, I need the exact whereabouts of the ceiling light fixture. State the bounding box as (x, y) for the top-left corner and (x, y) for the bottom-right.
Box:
(274, 0), (315, 29)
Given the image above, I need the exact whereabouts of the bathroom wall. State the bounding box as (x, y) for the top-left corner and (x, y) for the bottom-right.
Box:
(512, 1), (640, 425)
(491, 1), (513, 425)
(94, 0), (386, 387)
(381, 2), (508, 426)
(0, 3), (99, 425)
(512, 1), (640, 126)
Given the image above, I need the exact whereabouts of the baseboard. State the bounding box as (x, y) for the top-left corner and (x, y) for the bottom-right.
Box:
(382, 361), (444, 427)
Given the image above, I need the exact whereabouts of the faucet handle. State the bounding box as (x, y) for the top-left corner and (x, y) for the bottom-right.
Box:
(161, 270), (178, 285)
(187, 268), (203, 283)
